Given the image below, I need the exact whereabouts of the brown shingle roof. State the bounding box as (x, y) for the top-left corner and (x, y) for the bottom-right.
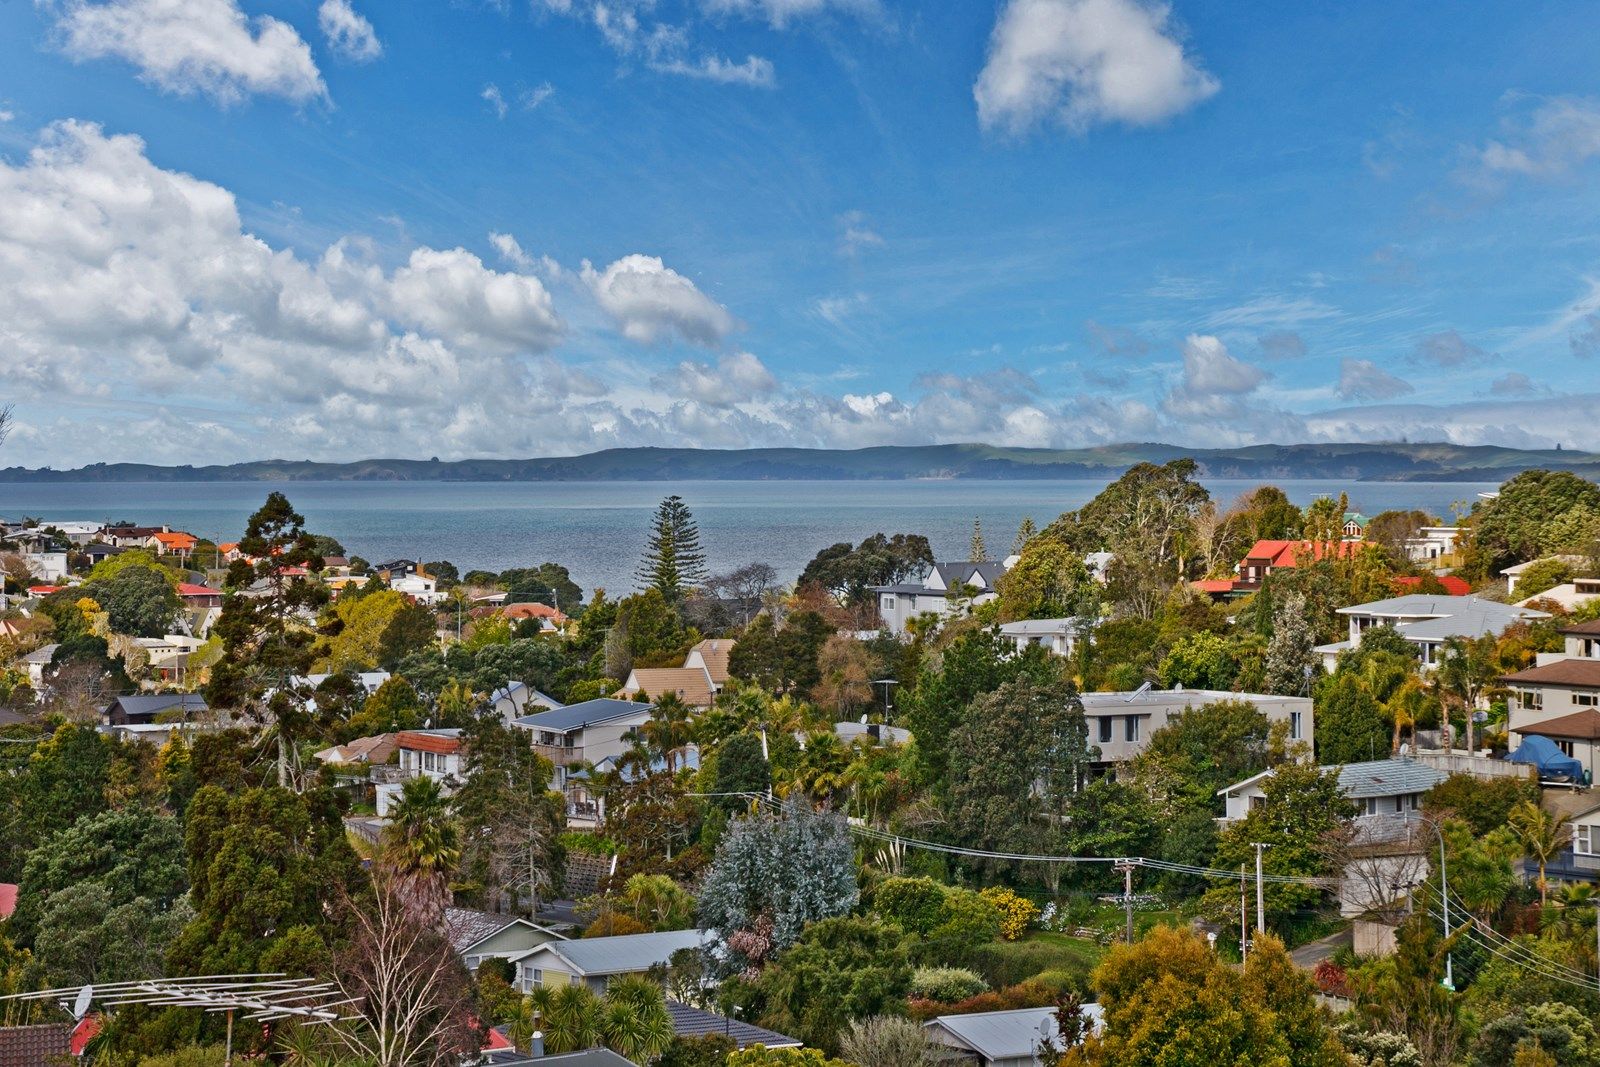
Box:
(0, 1023), (69, 1067)
(1560, 618), (1600, 637)
(1502, 659), (1600, 688)
(619, 667), (716, 707)
(1519, 708), (1600, 741)
(688, 639), (736, 686)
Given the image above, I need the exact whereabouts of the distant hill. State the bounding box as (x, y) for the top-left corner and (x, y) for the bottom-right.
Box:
(3, 443), (1598, 483)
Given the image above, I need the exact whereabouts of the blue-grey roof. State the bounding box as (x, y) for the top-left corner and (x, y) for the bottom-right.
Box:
(665, 1001), (799, 1048)
(106, 693), (208, 717)
(926, 1005), (1102, 1059)
(486, 1050), (638, 1067)
(513, 698), (653, 733)
(515, 929), (705, 976)
(1332, 758), (1448, 799)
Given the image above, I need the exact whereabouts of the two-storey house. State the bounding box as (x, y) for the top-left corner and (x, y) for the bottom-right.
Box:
(376, 729), (465, 816)
(513, 699), (657, 825)
(1313, 594), (1547, 670)
(1081, 687), (1311, 767)
(873, 559), (1011, 636)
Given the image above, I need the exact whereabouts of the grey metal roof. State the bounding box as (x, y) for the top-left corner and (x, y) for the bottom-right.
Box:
(998, 618), (1075, 635)
(105, 693), (208, 717)
(517, 929), (705, 976)
(664, 1001), (799, 1048)
(1079, 688), (1307, 711)
(1332, 758), (1448, 800)
(514, 698), (653, 733)
(934, 560), (1007, 591)
(1396, 604), (1547, 641)
(492, 680), (564, 711)
(486, 1049), (638, 1067)
(1339, 594), (1546, 624)
(926, 1005), (1102, 1060)
(22, 644), (59, 665)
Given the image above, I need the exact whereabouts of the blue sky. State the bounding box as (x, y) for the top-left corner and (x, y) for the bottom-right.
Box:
(3, 0), (1600, 466)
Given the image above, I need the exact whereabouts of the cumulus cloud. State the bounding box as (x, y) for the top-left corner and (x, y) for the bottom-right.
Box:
(1337, 359), (1414, 402)
(387, 247), (563, 352)
(656, 351), (778, 406)
(1474, 95), (1600, 182)
(974, 0), (1218, 135)
(318, 0), (381, 62)
(1412, 329), (1488, 367)
(48, 0), (326, 105)
(1159, 335), (1270, 425)
(581, 254), (735, 346)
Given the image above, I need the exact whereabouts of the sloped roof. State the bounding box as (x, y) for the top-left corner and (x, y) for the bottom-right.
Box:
(935, 560), (1007, 591)
(446, 907), (516, 954)
(106, 693), (208, 718)
(1243, 539), (1362, 567)
(1503, 659), (1600, 688)
(925, 1005), (1103, 1060)
(1561, 618), (1600, 637)
(517, 929), (705, 976)
(1392, 575), (1473, 596)
(619, 667), (715, 707)
(514, 698), (653, 733)
(1333, 758), (1448, 799)
(1519, 708), (1600, 741)
(396, 729), (462, 754)
(688, 639), (736, 685)
(486, 1050), (638, 1067)
(665, 1001), (799, 1048)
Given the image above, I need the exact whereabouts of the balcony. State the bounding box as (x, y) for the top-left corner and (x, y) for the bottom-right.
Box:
(533, 742), (585, 767)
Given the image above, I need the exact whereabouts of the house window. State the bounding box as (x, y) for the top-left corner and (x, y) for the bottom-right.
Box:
(529, 968), (543, 987)
(1363, 798), (1379, 816)
(1576, 693), (1599, 707)
(1249, 795), (1265, 811)
(1289, 711), (1303, 740)
(1557, 740), (1575, 757)
(882, 595), (895, 611)
(571, 974), (583, 987)
(1124, 716), (1140, 744)
(1522, 690), (1543, 711)
(1097, 717), (1113, 745)
(1577, 825), (1594, 856)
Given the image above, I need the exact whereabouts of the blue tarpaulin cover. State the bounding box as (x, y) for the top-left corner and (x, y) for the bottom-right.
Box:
(1504, 735), (1585, 780)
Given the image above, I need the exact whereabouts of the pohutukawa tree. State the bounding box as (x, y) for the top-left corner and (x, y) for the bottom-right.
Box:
(636, 495), (709, 603)
(205, 492), (329, 788)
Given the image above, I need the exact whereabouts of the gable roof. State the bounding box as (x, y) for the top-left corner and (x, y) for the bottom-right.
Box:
(688, 639), (736, 685)
(513, 929), (705, 976)
(445, 907), (567, 955)
(1221, 757), (1448, 801)
(1518, 708), (1600, 741)
(491, 681), (563, 714)
(664, 1000), (799, 1049)
(515, 698), (654, 733)
(934, 559), (1007, 591)
(925, 1005), (1103, 1060)
(1243, 539), (1362, 567)
(1561, 618), (1600, 638)
(105, 693), (208, 720)
(620, 667), (715, 707)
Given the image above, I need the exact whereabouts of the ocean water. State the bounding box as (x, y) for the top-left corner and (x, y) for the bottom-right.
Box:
(0, 479), (1493, 597)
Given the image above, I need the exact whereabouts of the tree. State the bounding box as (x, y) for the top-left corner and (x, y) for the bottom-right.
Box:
(752, 915), (912, 1054)
(969, 518), (986, 561)
(838, 1016), (947, 1067)
(638, 496), (710, 602)
(1506, 800), (1570, 905)
(698, 798), (858, 971)
(703, 563), (779, 627)
(331, 868), (478, 1067)
(1513, 558), (1575, 601)
(811, 635), (872, 717)
(0, 404), (10, 449)
(84, 564), (180, 637)
(1158, 630), (1237, 690)
(1128, 698), (1275, 816)
(1013, 517), (1038, 554)
(454, 709), (564, 916)
(799, 534), (934, 607)
(995, 538), (1097, 623)
(384, 775), (461, 922)
(1315, 673), (1392, 764)
(320, 590), (437, 672)
(34, 883), (191, 987)
(729, 611), (832, 696)
(1432, 634), (1499, 755)
(711, 732), (770, 812)
(501, 563), (584, 612)
(1065, 926), (1346, 1067)
(206, 492), (329, 788)
(945, 676), (1095, 870)
(1463, 469), (1600, 577)
(1264, 591), (1317, 695)
(345, 676), (427, 737)
(1423, 774), (1540, 838)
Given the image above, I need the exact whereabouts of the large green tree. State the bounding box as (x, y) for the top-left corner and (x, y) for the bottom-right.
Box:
(1463, 469), (1600, 577)
(637, 496), (710, 602)
(454, 709), (564, 916)
(751, 915), (912, 1054)
(84, 563), (180, 637)
(799, 534), (934, 607)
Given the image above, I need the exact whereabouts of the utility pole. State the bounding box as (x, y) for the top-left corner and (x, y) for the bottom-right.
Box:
(1239, 864), (1248, 961)
(1252, 842), (1270, 934)
(1439, 831), (1454, 991)
(1113, 859), (1136, 943)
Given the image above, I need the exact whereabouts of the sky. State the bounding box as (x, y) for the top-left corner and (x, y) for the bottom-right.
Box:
(3, 0), (1600, 467)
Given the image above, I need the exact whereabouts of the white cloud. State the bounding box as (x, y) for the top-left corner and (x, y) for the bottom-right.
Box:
(974, 0), (1218, 135)
(387, 247), (563, 352)
(0, 109), (14, 123)
(489, 232), (534, 270)
(657, 351), (778, 406)
(1474, 95), (1600, 182)
(813, 292), (868, 327)
(1412, 328), (1488, 368)
(481, 83), (508, 118)
(521, 82), (556, 110)
(701, 0), (881, 29)
(1305, 395), (1600, 451)
(530, 0), (778, 89)
(48, 0), (326, 105)
(318, 0), (381, 62)
(1337, 358), (1414, 402)
(581, 254), (735, 346)
(650, 54), (776, 87)
(837, 210), (883, 256)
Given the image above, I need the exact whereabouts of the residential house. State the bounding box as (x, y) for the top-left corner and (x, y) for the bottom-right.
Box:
(313, 733), (399, 766)
(485, 1049), (638, 1067)
(998, 618), (1081, 658)
(298, 671), (392, 696)
(1313, 595), (1548, 670)
(446, 907), (567, 973)
(376, 729), (464, 817)
(147, 531), (198, 558)
(21, 644), (57, 689)
(1342, 512), (1369, 540)
(373, 559), (420, 577)
(1517, 577), (1600, 611)
(389, 569), (445, 606)
(1232, 539), (1363, 593)
(873, 559), (1011, 635)
(510, 929), (706, 993)
(101, 524), (166, 549)
(21, 551), (68, 583)
(684, 638), (736, 689)
(217, 542), (244, 562)
(1084, 551), (1115, 583)
(1403, 526), (1461, 562)
(501, 602), (570, 631)
(1563, 618), (1600, 660)
(490, 681), (563, 725)
(177, 582), (222, 609)
(103, 693), (209, 727)
(1080, 688), (1311, 766)
(615, 666), (716, 708)
(43, 521), (106, 545)
(663, 1001), (799, 1050)
(1512, 711), (1600, 785)
(1543, 791), (1600, 882)
(831, 720), (912, 746)
(79, 542), (124, 566)
(513, 699), (657, 823)
(1502, 556), (1588, 596)
(924, 1005), (1103, 1067)
(1504, 657), (1600, 780)
(1220, 757), (1454, 917)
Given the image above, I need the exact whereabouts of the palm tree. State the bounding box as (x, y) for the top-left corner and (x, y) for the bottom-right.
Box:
(383, 774), (461, 920)
(528, 984), (602, 1053)
(1382, 676), (1430, 756)
(1507, 799), (1571, 906)
(598, 976), (674, 1062)
(1431, 634), (1498, 754)
(635, 694), (694, 773)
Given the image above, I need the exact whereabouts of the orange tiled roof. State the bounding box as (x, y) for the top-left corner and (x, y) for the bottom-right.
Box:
(151, 531), (197, 550)
(397, 731), (462, 755)
(1242, 539), (1363, 568)
(688, 638), (736, 685)
(1393, 575), (1473, 596)
(502, 602), (569, 623)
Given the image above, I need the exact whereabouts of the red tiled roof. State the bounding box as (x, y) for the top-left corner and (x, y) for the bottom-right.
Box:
(1393, 575), (1473, 596)
(1243, 539), (1363, 568)
(397, 731), (462, 755)
(502, 602), (569, 623)
(27, 585), (63, 596)
(0, 1023), (70, 1066)
(177, 582), (218, 597)
(1192, 579), (1237, 593)
(0, 884), (17, 919)
(218, 542), (239, 553)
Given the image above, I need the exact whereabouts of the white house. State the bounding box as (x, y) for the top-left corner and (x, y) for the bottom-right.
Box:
(1079, 688), (1311, 766)
(510, 929), (706, 993)
(1501, 556), (1589, 596)
(1313, 595), (1548, 670)
(1221, 757), (1447, 824)
(390, 571), (445, 606)
(21, 552), (68, 583)
(1402, 527), (1460, 562)
(873, 559), (1011, 635)
(22, 644), (59, 689)
(997, 618), (1081, 658)
(490, 681), (563, 725)
(376, 729), (464, 817)
(513, 699), (657, 824)
(1517, 577), (1600, 611)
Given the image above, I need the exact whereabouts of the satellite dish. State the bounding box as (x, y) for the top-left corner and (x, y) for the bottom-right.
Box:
(1399, 742), (1411, 756)
(73, 985), (92, 1020)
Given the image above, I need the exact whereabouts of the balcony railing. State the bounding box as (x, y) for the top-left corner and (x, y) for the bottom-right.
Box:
(533, 742), (585, 767)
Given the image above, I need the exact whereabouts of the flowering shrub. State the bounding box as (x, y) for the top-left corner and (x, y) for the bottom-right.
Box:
(909, 966), (988, 1002)
(980, 887), (1040, 941)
